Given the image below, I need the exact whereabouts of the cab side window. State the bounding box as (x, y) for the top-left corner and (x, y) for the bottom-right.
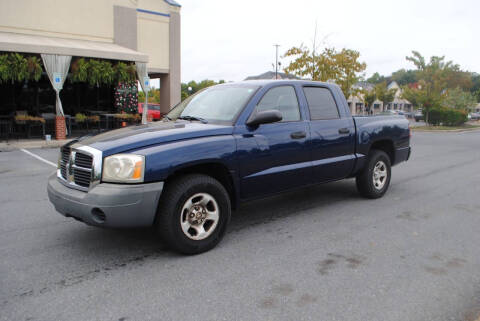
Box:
(255, 86), (301, 122)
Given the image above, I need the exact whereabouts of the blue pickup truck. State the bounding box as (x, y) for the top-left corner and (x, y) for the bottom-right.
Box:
(48, 80), (411, 254)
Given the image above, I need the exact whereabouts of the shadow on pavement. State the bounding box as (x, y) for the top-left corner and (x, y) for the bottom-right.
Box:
(56, 179), (360, 258)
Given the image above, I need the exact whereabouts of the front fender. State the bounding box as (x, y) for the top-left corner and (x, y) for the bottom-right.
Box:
(133, 135), (237, 183)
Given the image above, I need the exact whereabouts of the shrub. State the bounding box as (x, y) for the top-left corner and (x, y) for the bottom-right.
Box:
(75, 113), (87, 123)
(426, 107), (468, 126)
(15, 115), (45, 123)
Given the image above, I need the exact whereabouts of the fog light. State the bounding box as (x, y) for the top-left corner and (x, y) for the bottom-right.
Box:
(91, 208), (106, 223)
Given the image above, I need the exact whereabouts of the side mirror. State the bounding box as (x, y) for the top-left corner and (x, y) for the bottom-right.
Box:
(246, 110), (282, 127)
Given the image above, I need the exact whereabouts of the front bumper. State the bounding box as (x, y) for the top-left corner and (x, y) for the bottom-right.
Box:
(47, 174), (164, 228)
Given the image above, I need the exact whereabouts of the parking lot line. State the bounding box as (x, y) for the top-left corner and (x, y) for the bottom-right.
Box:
(20, 148), (57, 167)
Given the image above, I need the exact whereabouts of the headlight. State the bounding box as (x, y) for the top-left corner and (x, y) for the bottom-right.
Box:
(102, 154), (145, 183)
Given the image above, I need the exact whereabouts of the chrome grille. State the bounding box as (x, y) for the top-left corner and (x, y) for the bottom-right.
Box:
(74, 152), (93, 169)
(60, 147), (70, 179)
(58, 146), (99, 191)
(73, 168), (91, 187)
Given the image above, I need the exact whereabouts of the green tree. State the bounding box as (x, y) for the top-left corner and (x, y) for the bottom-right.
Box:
(332, 49), (367, 97)
(401, 81), (443, 124)
(404, 51), (473, 124)
(283, 45), (337, 82)
(361, 88), (376, 110)
(181, 79), (225, 101)
(283, 45), (366, 97)
(366, 72), (385, 84)
(471, 73), (480, 102)
(406, 51), (471, 92)
(474, 90), (480, 103)
(375, 82), (396, 110)
(443, 87), (477, 111)
(138, 88), (160, 103)
(391, 69), (417, 85)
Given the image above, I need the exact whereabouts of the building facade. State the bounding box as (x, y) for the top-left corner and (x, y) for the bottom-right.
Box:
(347, 81), (413, 115)
(0, 0), (181, 114)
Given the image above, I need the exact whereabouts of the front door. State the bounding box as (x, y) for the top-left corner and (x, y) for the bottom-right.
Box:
(235, 85), (312, 199)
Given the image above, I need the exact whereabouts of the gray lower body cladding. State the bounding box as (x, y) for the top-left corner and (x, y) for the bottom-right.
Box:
(47, 174), (164, 228)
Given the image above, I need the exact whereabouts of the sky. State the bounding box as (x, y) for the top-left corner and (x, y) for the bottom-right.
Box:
(176, 0), (479, 83)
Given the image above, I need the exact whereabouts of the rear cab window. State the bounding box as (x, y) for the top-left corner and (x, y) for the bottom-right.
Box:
(303, 87), (340, 120)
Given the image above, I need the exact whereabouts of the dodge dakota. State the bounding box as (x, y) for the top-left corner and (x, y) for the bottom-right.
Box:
(48, 80), (411, 254)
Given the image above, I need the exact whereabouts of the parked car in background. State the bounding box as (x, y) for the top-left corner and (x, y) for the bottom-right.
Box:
(379, 110), (397, 115)
(403, 112), (415, 119)
(469, 112), (480, 120)
(48, 80), (411, 254)
(138, 103), (162, 120)
(414, 111), (424, 122)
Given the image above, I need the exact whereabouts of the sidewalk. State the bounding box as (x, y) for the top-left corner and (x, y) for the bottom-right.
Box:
(0, 138), (74, 151)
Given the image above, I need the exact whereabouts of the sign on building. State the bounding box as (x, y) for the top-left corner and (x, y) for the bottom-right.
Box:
(143, 76), (151, 92)
(53, 72), (63, 90)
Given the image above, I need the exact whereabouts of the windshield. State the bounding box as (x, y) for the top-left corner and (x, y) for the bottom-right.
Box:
(166, 85), (259, 123)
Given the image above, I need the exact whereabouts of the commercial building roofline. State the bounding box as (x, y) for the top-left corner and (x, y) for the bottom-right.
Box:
(136, 8), (170, 17)
(164, 0), (181, 7)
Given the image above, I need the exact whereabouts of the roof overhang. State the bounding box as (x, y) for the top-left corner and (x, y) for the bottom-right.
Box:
(0, 32), (148, 63)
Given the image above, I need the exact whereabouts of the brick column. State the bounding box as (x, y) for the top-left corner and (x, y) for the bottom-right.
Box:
(55, 116), (66, 140)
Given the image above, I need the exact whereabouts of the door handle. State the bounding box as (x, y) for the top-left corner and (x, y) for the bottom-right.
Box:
(290, 131), (306, 139)
(338, 128), (350, 134)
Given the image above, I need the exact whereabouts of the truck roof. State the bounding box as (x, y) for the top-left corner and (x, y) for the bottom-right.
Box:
(221, 79), (340, 90)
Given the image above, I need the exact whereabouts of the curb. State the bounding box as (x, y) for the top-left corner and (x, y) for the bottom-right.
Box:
(0, 139), (73, 152)
(411, 127), (480, 133)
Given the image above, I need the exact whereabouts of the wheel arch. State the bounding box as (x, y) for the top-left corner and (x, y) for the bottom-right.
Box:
(165, 162), (238, 210)
(369, 139), (395, 164)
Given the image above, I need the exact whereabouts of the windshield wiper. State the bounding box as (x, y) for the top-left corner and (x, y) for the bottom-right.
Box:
(178, 115), (208, 123)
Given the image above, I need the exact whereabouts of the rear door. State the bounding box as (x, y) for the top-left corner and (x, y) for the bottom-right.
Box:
(302, 86), (356, 182)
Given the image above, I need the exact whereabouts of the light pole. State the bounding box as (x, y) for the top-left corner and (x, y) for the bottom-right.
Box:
(273, 44), (280, 79)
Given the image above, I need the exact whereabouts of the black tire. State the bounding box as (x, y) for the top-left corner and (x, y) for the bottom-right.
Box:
(356, 150), (391, 199)
(155, 174), (231, 255)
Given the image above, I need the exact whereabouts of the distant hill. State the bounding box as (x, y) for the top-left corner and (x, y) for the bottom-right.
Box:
(245, 71), (300, 80)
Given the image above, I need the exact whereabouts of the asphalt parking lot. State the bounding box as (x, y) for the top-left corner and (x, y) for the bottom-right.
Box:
(1, 131), (480, 321)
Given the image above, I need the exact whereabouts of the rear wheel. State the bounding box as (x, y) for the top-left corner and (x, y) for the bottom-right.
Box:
(155, 174), (231, 254)
(356, 150), (391, 199)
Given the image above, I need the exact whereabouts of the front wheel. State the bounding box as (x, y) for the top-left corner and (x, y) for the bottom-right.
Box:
(155, 174), (231, 254)
(356, 150), (391, 199)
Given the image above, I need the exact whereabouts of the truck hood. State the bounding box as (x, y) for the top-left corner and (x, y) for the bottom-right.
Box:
(76, 121), (233, 156)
